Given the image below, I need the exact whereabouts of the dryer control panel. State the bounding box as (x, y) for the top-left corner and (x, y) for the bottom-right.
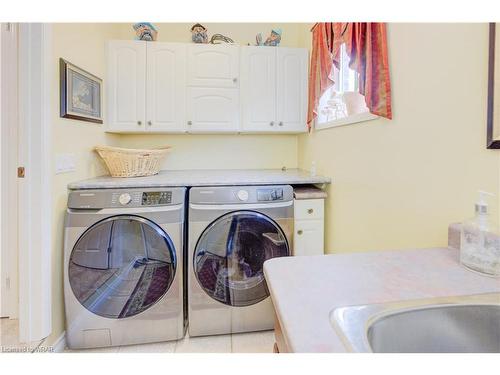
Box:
(189, 185), (293, 205)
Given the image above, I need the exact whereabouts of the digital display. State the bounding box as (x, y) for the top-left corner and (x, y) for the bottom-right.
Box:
(142, 191), (172, 206)
(257, 188), (283, 201)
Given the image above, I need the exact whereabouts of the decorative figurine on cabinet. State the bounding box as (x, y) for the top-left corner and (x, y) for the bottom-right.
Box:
(264, 28), (282, 46)
(132, 22), (158, 41)
(255, 28), (282, 46)
(191, 23), (208, 43)
(255, 33), (264, 46)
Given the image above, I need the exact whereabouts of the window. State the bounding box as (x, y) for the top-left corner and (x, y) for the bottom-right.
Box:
(316, 44), (377, 130)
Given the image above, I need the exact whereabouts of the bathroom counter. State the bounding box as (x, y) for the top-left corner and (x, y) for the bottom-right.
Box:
(263, 247), (500, 353)
(68, 168), (331, 190)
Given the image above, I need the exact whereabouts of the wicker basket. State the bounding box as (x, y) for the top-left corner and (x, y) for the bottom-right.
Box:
(95, 145), (171, 177)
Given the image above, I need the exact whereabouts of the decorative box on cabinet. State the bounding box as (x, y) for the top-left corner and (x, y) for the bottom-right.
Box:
(293, 186), (327, 256)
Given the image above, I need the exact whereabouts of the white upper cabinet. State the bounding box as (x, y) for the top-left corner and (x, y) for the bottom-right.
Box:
(186, 87), (239, 132)
(240, 46), (308, 133)
(187, 44), (239, 88)
(240, 47), (277, 132)
(106, 41), (308, 134)
(107, 41), (146, 132)
(277, 48), (308, 132)
(146, 43), (186, 133)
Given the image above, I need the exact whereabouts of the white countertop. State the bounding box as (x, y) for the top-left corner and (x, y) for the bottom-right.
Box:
(263, 247), (500, 353)
(68, 168), (331, 190)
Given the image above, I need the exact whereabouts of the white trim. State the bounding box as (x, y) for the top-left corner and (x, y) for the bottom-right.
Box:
(17, 23), (52, 343)
(315, 111), (379, 131)
(51, 331), (67, 353)
(0, 23), (20, 319)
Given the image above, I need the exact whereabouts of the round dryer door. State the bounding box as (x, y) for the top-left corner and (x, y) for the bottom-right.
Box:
(193, 210), (289, 307)
(69, 215), (176, 319)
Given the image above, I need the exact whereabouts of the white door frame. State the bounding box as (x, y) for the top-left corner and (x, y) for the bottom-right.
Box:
(0, 23), (20, 320)
(16, 23), (53, 343)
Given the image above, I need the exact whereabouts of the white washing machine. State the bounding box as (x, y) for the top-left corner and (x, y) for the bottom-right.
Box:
(64, 187), (186, 349)
(188, 185), (293, 337)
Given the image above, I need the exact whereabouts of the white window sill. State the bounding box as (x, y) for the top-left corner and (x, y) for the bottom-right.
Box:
(315, 111), (378, 131)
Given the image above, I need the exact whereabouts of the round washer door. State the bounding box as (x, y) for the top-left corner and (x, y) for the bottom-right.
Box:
(194, 210), (289, 307)
(69, 215), (176, 319)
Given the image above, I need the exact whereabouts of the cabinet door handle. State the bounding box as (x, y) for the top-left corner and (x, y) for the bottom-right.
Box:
(270, 121), (274, 126)
(137, 121), (142, 125)
(187, 121), (192, 126)
(279, 121), (283, 126)
(297, 230), (303, 235)
(147, 121), (152, 126)
(233, 77), (238, 83)
(307, 208), (314, 214)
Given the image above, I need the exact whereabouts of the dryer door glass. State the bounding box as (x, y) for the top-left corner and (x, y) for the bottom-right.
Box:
(69, 215), (176, 319)
(194, 210), (289, 307)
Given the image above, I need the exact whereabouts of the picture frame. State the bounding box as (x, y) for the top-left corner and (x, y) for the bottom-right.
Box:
(487, 23), (500, 149)
(60, 58), (103, 124)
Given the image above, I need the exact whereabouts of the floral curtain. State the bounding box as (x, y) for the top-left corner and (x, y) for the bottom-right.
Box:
(307, 22), (392, 129)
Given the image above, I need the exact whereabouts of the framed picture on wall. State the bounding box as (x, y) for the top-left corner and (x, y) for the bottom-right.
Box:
(60, 58), (103, 124)
(487, 23), (500, 148)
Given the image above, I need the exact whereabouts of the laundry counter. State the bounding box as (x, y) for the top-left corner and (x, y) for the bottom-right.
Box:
(263, 247), (500, 353)
(67, 168), (331, 190)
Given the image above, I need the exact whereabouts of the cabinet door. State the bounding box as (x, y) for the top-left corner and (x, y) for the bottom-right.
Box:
(146, 43), (186, 133)
(276, 48), (308, 132)
(240, 47), (277, 132)
(187, 44), (239, 88)
(293, 219), (324, 256)
(107, 41), (146, 132)
(186, 87), (239, 133)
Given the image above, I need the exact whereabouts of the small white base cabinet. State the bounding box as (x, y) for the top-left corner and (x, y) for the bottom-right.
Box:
(106, 41), (308, 134)
(293, 197), (325, 256)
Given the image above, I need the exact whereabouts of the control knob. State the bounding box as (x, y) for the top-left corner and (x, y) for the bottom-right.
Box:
(237, 190), (249, 201)
(118, 193), (132, 206)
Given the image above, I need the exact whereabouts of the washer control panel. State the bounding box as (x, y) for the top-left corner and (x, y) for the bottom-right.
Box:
(68, 188), (185, 209)
(257, 188), (284, 202)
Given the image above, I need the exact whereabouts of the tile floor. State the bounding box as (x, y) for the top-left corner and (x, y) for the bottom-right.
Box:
(64, 330), (276, 353)
(0, 318), (44, 353)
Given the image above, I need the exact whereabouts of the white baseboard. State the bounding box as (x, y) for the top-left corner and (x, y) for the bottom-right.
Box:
(52, 331), (66, 353)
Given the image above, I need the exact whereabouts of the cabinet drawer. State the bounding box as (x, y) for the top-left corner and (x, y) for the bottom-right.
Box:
(293, 219), (324, 256)
(294, 199), (324, 220)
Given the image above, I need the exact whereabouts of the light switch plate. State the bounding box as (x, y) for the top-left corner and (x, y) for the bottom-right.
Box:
(55, 153), (76, 174)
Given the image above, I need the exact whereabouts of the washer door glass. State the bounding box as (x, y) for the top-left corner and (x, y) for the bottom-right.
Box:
(194, 211), (289, 307)
(69, 215), (176, 319)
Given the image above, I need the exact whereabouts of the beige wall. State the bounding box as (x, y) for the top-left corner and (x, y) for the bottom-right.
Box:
(48, 23), (122, 345)
(298, 23), (500, 253)
(117, 134), (297, 170)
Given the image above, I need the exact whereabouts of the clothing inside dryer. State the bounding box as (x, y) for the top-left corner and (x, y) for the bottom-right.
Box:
(194, 211), (289, 307)
(69, 216), (176, 319)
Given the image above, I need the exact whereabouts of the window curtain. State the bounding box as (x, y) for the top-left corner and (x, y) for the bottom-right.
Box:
(307, 22), (392, 129)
